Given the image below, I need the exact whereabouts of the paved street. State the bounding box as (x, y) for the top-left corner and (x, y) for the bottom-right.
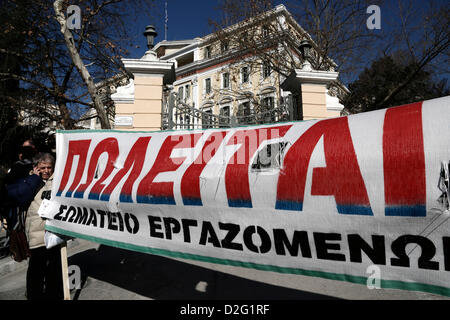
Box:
(0, 236), (449, 301)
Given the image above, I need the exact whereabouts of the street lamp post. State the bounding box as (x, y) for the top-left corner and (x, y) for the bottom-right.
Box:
(298, 39), (312, 62)
(144, 25), (158, 50)
(298, 39), (312, 71)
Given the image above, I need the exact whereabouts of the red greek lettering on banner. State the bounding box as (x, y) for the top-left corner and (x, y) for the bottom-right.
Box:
(137, 133), (203, 205)
(73, 137), (119, 199)
(181, 131), (228, 206)
(383, 102), (426, 216)
(99, 136), (152, 202)
(226, 125), (292, 208)
(276, 117), (373, 215)
(56, 139), (91, 197)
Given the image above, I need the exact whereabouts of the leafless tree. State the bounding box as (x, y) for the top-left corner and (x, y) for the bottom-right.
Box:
(1, 0), (155, 130)
(209, 0), (305, 79)
(208, 0), (449, 111)
(206, 0), (323, 113)
(370, 0), (449, 109)
(209, 0), (382, 90)
(290, 0), (384, 81)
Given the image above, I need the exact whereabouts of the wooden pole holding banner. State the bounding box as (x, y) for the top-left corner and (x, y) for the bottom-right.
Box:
(60, 242), (71, 300)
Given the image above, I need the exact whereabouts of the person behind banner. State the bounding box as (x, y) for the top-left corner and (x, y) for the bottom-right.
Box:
(5, 139), (38, 185)
(2, 139), (38, 225)
(8, 152), (63, 300)
(0, 139), (38, 259)
(27, 153), (63, 300)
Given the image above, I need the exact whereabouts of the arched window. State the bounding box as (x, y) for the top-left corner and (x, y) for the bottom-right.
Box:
(201, 102), (214, 129)
(259, 87), (277, 123)
(219, 105), (231, 127)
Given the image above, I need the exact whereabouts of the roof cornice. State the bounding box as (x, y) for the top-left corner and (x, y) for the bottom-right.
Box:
(202, 4), (288, 43)
(158, 40), (202, 61)
(121, 58), (175, 84)
(153, 39), (198, 52)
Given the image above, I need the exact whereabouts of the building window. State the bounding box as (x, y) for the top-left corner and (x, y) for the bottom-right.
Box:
(222, 72), (230, 89)
(205, 78), (211, 94)
(221, 41), (229, 52)
(241, 31), (250, 42)
(262, 96), (275, 122)
(185, 84), (190, 99)
(241, 66), (249, 84)
(237, 101), (252, 124)
(205, 46), (212, 59)
(262, 62), (271, 78)
(202, 108), (213, 128)
(178, 86), (184, 101)
(262, 96), (274, 109)
(219, 105), (230, 127)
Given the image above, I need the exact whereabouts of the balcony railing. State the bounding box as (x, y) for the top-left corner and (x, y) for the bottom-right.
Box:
(162, 92), (294, 130)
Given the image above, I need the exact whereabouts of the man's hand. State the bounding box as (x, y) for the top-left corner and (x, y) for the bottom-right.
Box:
(33, 166), (41, 177)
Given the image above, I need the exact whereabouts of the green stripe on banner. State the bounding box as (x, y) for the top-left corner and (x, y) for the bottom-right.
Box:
(46, 225), (450, 298)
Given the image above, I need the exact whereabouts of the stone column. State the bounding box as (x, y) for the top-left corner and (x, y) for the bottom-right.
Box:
(111, 50), (175, 131)
(281, 62), (341, 120)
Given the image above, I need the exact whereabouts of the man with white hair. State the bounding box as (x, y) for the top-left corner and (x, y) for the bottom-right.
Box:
(26, 152), (63, 300)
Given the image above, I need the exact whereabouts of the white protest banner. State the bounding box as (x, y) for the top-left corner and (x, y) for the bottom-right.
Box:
(46, 96), (450, 296)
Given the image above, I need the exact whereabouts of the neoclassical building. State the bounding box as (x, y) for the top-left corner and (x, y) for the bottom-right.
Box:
(109, 4), (346, 131)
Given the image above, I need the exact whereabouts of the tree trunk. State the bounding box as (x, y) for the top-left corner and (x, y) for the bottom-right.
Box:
(53, 0), (111, 129)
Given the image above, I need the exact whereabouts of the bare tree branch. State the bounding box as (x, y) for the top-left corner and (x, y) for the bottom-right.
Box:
(53, 0), (111, 129)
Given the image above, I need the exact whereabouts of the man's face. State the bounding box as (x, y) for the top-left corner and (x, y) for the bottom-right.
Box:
(23, 140), (35, 148)
(37, 161), (54, 180)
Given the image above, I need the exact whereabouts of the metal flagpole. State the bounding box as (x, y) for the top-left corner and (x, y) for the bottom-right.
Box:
(165, 1), (168, 41)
